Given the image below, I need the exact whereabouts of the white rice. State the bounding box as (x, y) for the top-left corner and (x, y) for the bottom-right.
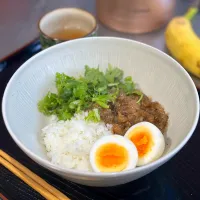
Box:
(41, 112), (112, 171)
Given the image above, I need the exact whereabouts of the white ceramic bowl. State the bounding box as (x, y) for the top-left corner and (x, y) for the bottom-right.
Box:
(2, 37), (199, 187)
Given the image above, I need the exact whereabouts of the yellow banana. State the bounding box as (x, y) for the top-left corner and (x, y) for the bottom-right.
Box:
(165, 8), (200, 78)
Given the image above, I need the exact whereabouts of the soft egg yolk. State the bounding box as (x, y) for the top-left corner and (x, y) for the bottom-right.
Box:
(95, 143), (129, 172)
(128, 127), (153, 158)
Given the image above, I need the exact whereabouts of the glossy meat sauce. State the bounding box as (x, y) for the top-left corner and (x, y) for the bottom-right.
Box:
(100, 93), (168, 135)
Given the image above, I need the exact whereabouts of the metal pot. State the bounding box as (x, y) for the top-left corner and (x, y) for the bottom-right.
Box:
(96, 0), (176, 34)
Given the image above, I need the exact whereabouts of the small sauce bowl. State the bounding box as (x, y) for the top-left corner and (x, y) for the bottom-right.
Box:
(38, 8), (98, 49)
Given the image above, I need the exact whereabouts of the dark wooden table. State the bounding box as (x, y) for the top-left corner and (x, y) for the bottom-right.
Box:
(0, 42), (200, 200)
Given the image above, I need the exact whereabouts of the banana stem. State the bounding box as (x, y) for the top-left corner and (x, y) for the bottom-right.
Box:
(185, 7), (198, 20)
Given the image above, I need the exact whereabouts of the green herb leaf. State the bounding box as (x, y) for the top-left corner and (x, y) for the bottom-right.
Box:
(57, 109), (73, 120)
(119, 76), (135, 95)
(69, 100), (82, 111)
(133, 90), (144, 103)
(84, 65), (107, 87)
(56, 73), (74, 95)
(38, 92), (59, 115)
(73, 81), (88, 99)
(92, 94), (116, 108)
(105, 64), (123, 83)
(85, 109), (101, 122)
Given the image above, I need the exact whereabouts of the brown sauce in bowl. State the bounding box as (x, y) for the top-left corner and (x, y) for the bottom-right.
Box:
(100, 93), (168, 135)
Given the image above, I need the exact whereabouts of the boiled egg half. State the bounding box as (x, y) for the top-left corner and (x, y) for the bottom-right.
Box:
(125, 122), (165, 166)
(90, 135), (138, 172)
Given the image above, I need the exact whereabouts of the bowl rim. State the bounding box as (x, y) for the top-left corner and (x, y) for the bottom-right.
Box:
(2, 37), (200, 178)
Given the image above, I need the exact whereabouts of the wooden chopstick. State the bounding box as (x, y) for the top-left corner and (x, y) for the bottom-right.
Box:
(0, 156), (58, 200)
(0, 150), (70, 200)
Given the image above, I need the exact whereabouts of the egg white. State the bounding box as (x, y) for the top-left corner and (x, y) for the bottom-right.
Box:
(90, 135), (138, 172)
(125, 122), (165, 166)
